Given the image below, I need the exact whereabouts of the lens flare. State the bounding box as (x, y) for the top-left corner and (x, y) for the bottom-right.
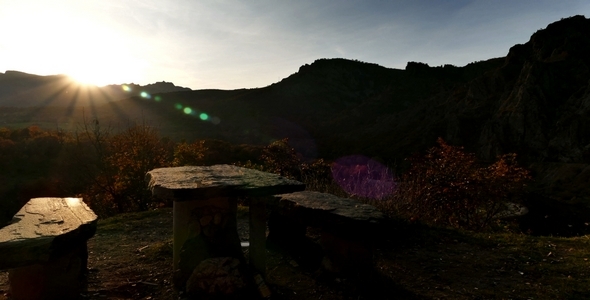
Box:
(331, 155), (396, 200)
(175, 103), (183, 110)
(155, 96), (162, 102)
(140, 91), (151, 99)
(199, 113), (209, 121)
(184, 107), (192, 114)
(122, 85), (132, 92)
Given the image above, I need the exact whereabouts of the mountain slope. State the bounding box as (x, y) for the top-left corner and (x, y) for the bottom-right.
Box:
(0, 71), (191, 107)
(3, 16), (590, 169)
(305, 15), (590, 167)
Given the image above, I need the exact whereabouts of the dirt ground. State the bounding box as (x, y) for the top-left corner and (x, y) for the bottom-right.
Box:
(1, 207), (588, 299)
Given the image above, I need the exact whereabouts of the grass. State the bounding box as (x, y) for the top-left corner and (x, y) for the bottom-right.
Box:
(279, 165), (590, 298)
(380, 221), (590, 299)
(97, 208), (169, 232)
(83, 206), (590, 299)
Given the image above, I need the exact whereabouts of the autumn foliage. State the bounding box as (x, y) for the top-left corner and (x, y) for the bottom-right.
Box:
(0, 124), (530, 233)
(66, 120), (173, 215)
(238, 138), (339, 194)
(391, 138), (531, 230)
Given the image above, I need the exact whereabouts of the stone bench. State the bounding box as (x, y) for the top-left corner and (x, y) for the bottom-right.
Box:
(0, 197), (97, 300)
(268, 191), (385, 274)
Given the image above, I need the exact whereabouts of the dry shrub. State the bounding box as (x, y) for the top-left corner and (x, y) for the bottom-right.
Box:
(173, 140), (207, 166)
(259, 138), (302, 179)
(238, 139), (345, 195)
(330, 157), (396, 200)
(391, 138), (530, 230)
(72, 120), (173, 216)
(174, 139), (263, 167)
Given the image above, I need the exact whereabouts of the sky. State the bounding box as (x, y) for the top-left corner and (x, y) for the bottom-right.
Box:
(1, 0), (589, 90)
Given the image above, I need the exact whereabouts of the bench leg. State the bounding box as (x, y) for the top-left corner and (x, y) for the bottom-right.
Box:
(267, 211), (307, 246)
(249, 197), (267, 277)
(8, 242), (88, 300)
(320, 230), (373, 274)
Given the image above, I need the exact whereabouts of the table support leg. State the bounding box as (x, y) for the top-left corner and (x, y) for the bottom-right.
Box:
(172, 197), (241, 289)
(249, 197), (267, 276)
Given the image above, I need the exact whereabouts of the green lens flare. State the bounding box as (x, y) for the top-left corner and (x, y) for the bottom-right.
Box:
(199, 113), (209, 121)
(175, 104), (183, 110)
(184, 107), (192, 114)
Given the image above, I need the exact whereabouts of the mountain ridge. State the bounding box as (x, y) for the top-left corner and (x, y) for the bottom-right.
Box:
(0, 71), (191, 107)
(2, 16), (590, 202)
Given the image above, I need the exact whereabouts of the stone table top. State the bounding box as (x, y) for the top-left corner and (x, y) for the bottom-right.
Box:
(146, 165), (306, 201)
(0, 197), (97, 270)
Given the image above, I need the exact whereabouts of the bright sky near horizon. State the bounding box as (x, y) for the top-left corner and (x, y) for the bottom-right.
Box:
(1, 0), (589, 90)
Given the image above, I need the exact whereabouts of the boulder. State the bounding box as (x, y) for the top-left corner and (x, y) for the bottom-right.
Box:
(185, 257), (247, 299)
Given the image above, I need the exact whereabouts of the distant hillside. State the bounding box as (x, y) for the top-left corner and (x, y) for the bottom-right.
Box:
(2, 16), (590, 202)
(0, 71), (190, 107)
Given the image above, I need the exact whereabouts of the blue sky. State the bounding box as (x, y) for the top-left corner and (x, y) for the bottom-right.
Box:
(1, 0), (589, 89)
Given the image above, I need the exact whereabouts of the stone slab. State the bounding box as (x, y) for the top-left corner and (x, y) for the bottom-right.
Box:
(0, 197), (97, 270)
(274, 191), (385, 232)
(146, 165), (305, 201)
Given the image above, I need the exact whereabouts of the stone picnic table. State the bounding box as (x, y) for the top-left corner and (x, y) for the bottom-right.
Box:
(145, 165), (305, 289)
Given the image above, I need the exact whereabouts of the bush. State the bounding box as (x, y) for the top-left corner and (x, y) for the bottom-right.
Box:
(71, 120), (173, 215)
(174, 139), (264, 167)
(392, 138), (531, 230)
(331, 156), (396, 200)
(173, 140), (207, 166)
(259, 138), (302, 179)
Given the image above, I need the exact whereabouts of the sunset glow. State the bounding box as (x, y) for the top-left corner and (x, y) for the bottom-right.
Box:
(1, 1), (589, 89)
(1, 1), (146, 87)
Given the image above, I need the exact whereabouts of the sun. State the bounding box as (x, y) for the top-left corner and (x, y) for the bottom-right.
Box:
(64, 37), (146, 87)
(60, 19), (147, 87)
(67, 67), (114, 87)
(67, 62), (141, 88)
(0, 2), (146, 87)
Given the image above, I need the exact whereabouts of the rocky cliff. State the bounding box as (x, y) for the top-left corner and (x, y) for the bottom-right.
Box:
(325, 15), (590, 168)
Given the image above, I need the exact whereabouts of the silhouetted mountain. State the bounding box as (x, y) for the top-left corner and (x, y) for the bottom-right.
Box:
(0, 71), (191, 107)
(350, 15), (590, 165)
(101, 81), (191, 101)
(2, 16), (590, 202)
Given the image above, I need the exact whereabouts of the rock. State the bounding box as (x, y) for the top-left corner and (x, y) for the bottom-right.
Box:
(185, 257), (247, 299)
(495, 202), (529, 219)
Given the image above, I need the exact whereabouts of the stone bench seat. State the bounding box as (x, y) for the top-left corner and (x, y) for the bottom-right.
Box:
(0, 197), (97, 300)
(268, 191), (385, 274)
